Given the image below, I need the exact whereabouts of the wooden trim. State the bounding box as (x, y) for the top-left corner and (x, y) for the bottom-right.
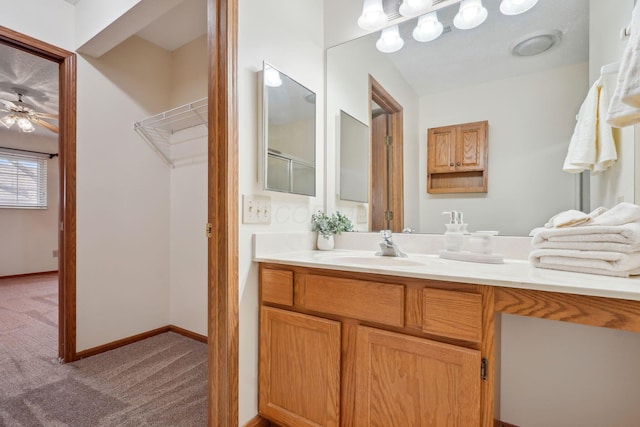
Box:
(0, 271), (58, 280)
(0, 26), (77, 364)
(169, 325), (208, 343)
(74, 325), (206, 360)
(208, 0), (239, 425)
(242, 415), (271, 427)
(495, 287), (640, 333)
(75, 326), (172, 360)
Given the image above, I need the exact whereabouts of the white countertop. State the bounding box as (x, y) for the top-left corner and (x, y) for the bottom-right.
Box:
(254, 248), (640, 302)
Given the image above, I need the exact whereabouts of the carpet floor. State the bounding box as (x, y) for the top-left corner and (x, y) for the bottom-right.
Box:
(0, 274), (208, 426)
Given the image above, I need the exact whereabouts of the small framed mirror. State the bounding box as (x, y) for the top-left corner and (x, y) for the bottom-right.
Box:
(338, 110), (369, 203)
(262, 61), (316, 196)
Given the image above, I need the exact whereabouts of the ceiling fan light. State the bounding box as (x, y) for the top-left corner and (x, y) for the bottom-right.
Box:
(500, 0), (538, 15)
(399, 0), (433, 18)
(376, 25), (404, 53)
(413, 11), (444, 42)
(0, 114), (16, 129)
(358, 0), (387, 30)
(453, 0), (488, 30)
(17, 117), (35, 133)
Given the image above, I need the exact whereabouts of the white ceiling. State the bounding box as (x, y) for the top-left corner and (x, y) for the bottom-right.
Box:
(333, 0), (589, 96)
(135, 0), (207, 51)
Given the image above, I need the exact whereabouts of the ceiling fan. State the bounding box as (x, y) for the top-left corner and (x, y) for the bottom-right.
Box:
(0, 91), (59, 134)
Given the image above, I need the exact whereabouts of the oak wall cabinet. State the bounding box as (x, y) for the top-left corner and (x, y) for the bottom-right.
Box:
(427, 120), (488, 193)
(258, 265), (491, 427)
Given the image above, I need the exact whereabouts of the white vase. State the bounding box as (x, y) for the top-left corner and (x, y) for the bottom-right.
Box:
(317, 234), (335, 251)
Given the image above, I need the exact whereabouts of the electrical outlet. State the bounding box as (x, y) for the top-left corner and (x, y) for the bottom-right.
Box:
(356, 206), (368, 224)
(242, 195), (272, 224)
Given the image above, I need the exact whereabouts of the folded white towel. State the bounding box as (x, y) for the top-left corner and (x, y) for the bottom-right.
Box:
(532, 221), (640, 246)
(530, 258), (640, 278)
(590, 202), (640, 226)
(564, 77), (617, 173)
(530, 248), (640, 277)
(532, 240), (640, 253)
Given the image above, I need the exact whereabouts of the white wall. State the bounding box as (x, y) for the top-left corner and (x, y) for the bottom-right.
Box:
(75, 36), (172, 351)
(0, 133), (59, 277)
(0, 0), (75, 51)
(419, 63), (584, 235)
(238, 0), (324, 423)
(326, 34), (420, 231)
(589, 0), (636, 209)
(168, 36), (208, 336)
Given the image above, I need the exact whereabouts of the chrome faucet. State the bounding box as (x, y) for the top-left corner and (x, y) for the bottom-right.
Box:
(376, 230), (407, 257)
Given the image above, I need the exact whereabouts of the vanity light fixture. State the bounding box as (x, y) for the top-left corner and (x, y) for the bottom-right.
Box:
(358, 0), (388, 30)
(399, 0), (433, 18)
(376, 25), (404, 53)
(499, 0), (539, 16)
(264, 66), (282, 87)
(413, 11), (443, 42)
(453, 0), (488, 30)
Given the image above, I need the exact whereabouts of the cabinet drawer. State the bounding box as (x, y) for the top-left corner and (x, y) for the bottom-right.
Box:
(422, 288), (482, 343)
(298, 274), (404, 327)
(261, 268), (294, 307)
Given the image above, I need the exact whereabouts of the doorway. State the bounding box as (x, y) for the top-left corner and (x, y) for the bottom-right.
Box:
(0, 26), (77, 363)
(369, 76), (404, 233)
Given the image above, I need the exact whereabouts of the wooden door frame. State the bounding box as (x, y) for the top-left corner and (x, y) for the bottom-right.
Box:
(0, 26), (77, 363)
(369, 76), (404, 232)
(207, 0), (239, 425)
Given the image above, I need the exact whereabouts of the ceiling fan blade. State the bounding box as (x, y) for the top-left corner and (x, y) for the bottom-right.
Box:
(34, 112), (59, 119)
(0, 98), (17, 109)
(31, 117), (59, 134)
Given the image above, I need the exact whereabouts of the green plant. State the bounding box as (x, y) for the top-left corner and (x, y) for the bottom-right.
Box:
(311, 210), (354, 237)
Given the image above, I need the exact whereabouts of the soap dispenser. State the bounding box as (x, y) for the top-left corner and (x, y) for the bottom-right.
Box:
(442, 211), (464, 252)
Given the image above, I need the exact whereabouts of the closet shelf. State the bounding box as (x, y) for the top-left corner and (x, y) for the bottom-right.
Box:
(133, 97), (208, 167)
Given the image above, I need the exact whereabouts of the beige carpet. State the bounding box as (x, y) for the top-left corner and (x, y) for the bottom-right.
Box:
(0, 274), (208, 426)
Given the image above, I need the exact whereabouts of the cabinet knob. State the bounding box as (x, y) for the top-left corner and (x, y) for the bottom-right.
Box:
(456, 162), (461, 166)
(449, 163), (454, 167)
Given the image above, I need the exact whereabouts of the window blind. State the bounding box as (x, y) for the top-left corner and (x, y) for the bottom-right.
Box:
(0, 151), (48, 209)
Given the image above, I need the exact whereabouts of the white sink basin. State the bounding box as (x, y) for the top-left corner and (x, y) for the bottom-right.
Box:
(324, 255), (433, 267)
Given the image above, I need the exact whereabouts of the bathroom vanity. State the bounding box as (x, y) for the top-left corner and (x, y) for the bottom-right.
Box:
(254, 240), (640, 427)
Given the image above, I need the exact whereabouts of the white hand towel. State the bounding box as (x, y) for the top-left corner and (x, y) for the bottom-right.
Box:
(530, 248), (640, 275)
(607, 2), (640, 125)
(542, 206), (607, 229)
(589, 202), (640, 226)
(531, 221), (640, 246)
(564, 77), (617, 173)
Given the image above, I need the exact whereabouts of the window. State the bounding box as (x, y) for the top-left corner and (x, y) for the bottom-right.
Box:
(0, 150), (48, 209)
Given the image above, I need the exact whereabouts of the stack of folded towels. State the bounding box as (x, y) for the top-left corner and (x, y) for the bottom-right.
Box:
(530, 202), (640, 277)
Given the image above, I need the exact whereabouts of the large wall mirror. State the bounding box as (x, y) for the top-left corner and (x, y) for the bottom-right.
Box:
(327, 0), (637, 236)
(263, 62), (316, 196)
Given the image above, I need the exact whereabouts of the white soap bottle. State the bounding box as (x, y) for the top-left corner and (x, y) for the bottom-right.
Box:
(442, 211), (464, 252)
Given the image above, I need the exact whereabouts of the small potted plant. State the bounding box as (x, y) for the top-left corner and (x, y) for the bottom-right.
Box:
(311, 210), (354, 250)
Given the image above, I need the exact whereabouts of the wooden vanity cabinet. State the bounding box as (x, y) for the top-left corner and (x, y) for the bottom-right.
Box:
(258, 264), (490, 427)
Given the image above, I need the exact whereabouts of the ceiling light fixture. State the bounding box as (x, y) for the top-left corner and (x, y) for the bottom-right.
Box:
(453, 0), (488, 30)
(264, 66), (283, 88)
(413, 11), (444, 42)
(510, 30), (562, 57)
(1, 113), (35, 133)
(399, 0), (433, 18)
(358, 0), (388, 30)
(376, 25), (404, 53)
(500, 0), (539, 16)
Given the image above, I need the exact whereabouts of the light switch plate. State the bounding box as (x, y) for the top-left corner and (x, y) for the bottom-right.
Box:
(356, 205), (368, 224)
(243, 195), (272, 224)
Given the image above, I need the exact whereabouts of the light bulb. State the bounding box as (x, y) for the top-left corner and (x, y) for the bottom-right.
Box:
(357, 0), (387, 30)
(500, 0), (538, 15)
(453, 0), (488, 30)
(413, 12), (443, 42)
(399, 0), (432, 17)
(0, 114), (16, 129)
(376, 25), (404, 53)
(17, 117), (35, 133)
(264, 67), (282, 88)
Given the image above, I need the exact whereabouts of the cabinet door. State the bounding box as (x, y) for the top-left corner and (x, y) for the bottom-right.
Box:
(354, 326), (481, 427)
(259, 306), (341, 427)
(454, 121), (487, 172)
(427, 125), (456, 173)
